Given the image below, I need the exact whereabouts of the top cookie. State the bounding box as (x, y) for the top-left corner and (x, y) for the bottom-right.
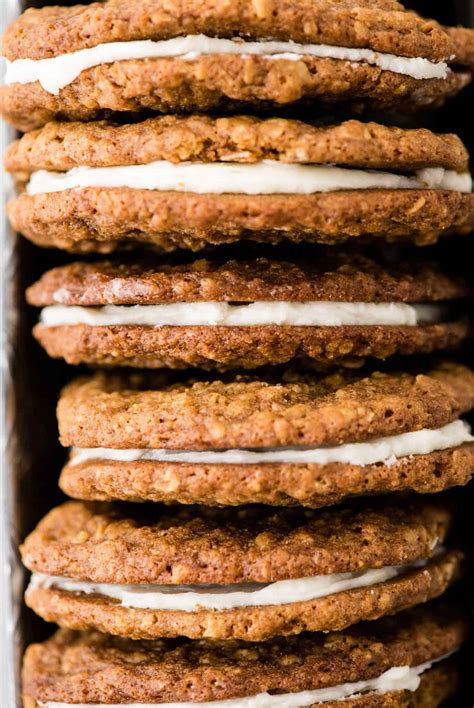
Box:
(2, 1), (474, 130)
(1, 1), (455, 62)
(57, 362), (474, 450)
(26, 252), (471, 306)
(5, 117), (469, 175)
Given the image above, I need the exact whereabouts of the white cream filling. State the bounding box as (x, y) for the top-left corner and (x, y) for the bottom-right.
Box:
(25, 162), (472, 196)
(39, 301), (445, 328)
(29, 551), (434, 612)
(36, 654), (452, 707)
(5, 34), (451, 95)
(69, 420), (473, 467)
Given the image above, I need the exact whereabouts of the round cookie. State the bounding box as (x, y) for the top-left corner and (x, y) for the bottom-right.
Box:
(57, 363), (474, 450)
(21, 498), (465, 641)
(26, 255), (471, 369)
(22, 603), (467, 706)
(5, 117), (474, 252)
(2, 1), (474, 130)
(55, 363), (474, 508)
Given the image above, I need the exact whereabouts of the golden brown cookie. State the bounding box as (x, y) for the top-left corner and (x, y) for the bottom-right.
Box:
(2, 1), (474, 130)
(57, 363), (474, 450)
(22, 602), (467, 706)
(5, 117), (470, 174)
(60, 444), (474, 509)
(21, 498), (464, 641)
(54, 362), (474, 507)
(6, 117), (474, 252)
(26, 254), (471, 369)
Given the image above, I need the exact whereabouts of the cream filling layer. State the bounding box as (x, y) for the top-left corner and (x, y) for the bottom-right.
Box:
(29, 552), (434, 612)
(26, 162), (472, 196)
(40, 301), (445, 328)
(5, 34), (451, 95)
(36, 655), (452, 707)
(69, 420), (473, 468)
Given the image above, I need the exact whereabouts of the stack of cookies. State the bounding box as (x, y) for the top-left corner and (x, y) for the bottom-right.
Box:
(2, 1), (474, 706)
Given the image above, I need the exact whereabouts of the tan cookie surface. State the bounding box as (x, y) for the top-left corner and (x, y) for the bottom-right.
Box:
(25, 497), (461, 638)
(21, 603), (467, 703)
(2, 58), (470, 132)
(22, 499), (452, 584)
(24, 549), (463, 640)
(447, 26), (474, 70)
(4, 2), (473, 130)
(6, 117), (469, 174)
(2, 1), (454, 62)
(29, 255), (470, 367)
(60, 443), (474, 507)
(22, 663), (460, 707)
(31, 321), (469, 369)
(21, 498), (454, 584)
(9, 188), (474, 253)
(26, 256), (471, 305)
(57, 363), (474, 450)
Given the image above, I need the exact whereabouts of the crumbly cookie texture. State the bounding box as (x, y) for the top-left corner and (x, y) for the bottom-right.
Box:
(7, 118), (472, 250)
(59, 444), (474, 507)
(24, 548), (463, 641)
(6, 117), (469, 174)
(21, 663), (460, 708)
(30, 321), (469, 369)
(4, 3), (474, 130)
(27, 255), (470, 369)
(8, 189), (474, 253)
(2, 1), (454, 62)
(21, 498), (453, 584)
(3, 0), (454, 61)
(21, 603), (467, 704)
(56, 363), (474, 449)
(2, 58), (470, 132)
(21, 498), (463, 640)
(25, 256), (472, 306)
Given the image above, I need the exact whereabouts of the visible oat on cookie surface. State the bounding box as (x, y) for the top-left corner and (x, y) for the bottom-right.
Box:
(25, 252), (471, 368)
(20, 498), (465, 640)
(2, 1), (474, 128)
(21, 603), (467, 705)
(56, 363), (474, 450)
(6, 116), (474, 252)
(5, 0), (474, 704)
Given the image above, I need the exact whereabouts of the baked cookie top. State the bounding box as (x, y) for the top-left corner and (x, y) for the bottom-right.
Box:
(5, 117), (469, 175)
(26, 253), (471, 306)
(57, 363), (474, 450)
(21, 497), (452, 584)
(2, 0), (460, 62)
(22, 603), (468, 704)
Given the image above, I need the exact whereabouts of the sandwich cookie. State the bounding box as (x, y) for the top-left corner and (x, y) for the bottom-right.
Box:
(26, 255), (471, 369)
(2, 0), (474, 131)
(21, 603), (468, 707)
(56, 363), (474, 508)
(21, 498), (465, 641)
(5, 117), (474, 253)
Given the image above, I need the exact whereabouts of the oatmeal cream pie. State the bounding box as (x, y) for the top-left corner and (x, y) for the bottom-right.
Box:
(5, 117), (474, 253)
(56, 363), (474, 508)
(21, 497), (465, 642)
(2, 0), (474, 131)
(26, 254), (471, 370)
(21, 603), (468, 707)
